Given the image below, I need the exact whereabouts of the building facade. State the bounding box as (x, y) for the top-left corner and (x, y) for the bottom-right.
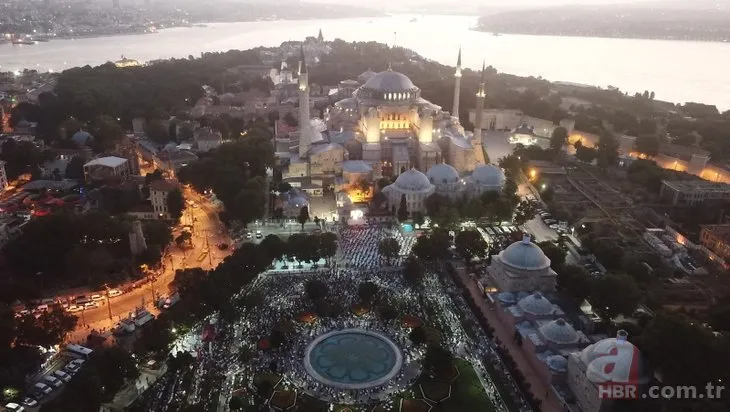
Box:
(700, 225), (730, 261)
(659, 180), (730, 206)
(83, 156), (130, 182)
(150, 179), (178, 219)
(381, 168), (435, 215)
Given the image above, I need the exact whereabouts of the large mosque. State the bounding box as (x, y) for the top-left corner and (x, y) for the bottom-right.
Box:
(283, 45), (505, 215)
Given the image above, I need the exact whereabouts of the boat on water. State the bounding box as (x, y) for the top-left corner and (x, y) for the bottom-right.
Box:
(12, 39), (36, 45)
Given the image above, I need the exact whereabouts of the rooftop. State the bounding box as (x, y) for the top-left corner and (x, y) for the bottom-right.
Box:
(662, 179), (730, 192)
(702, 224), (730, 241)
(149, 179), (178, 192)
(84, 156), (128, 169)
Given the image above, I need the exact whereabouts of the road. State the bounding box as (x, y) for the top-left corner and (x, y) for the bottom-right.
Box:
(68, 186), (231, 342)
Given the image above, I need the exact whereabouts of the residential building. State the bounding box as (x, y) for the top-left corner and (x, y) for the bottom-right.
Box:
(149, 179), (178, 219)
(659, 180), (730, 206)
(700, 225), (730, 261)
(83, 156), (130, 182)
(194, 127), (223, 152)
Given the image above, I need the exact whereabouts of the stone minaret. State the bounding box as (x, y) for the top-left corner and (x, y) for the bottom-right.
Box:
(474, 61), (486, 144)
(473, 61), (487, 165)
(452, 47), (462, 120)
(298, 43), (311, 158)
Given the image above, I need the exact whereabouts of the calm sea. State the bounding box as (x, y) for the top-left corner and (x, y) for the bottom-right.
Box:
(1, 14), (728, 110)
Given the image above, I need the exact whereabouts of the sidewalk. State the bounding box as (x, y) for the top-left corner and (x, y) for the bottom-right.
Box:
(454, 266), (563, 412)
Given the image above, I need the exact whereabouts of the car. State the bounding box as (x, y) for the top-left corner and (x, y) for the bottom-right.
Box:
(43, 375), (63, 388)
(64, 363), (80, 373)
(108, 289), (122, 298)
(245, 232), (252, 239)
(70, 359), (86, 367)
(34, 304), (49, 312)
(90, 294), (104, 301)
(83, 302), (98, 309)
(66, 305), (82, 313)
(4, 402), (25, 412)
(21, 397), (38, 407)
(33, 382), (52, 395)
(53, 370), (72, 382)
(255, 230), (263, 239)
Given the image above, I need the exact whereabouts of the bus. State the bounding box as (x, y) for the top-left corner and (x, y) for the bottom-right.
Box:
(65, 344), (93, 359)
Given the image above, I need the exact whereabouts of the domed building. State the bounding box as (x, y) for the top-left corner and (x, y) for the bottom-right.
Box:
(487, 234), (557, 293)
(327, 60), (481, 177)
(516, 292), (559, 319)
(426, 162), (462, 198)
(277, 188), (310, 218)
(382, 168), (435, 215)
(567, 330), (649, 412)
(539, 319), (581, 346)
(467, 163), (505, 195)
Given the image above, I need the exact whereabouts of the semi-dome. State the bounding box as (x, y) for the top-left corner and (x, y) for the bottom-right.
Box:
(539, 318), (579, 344)
(580, 330), (646, 384)
(393, 169), (433, 192)
(427, 163), (459, 184)
(362, 70), (416, 91)
(471, 164), (505, 187)
(500, 236), (551, 270)
(516, 292), (554, 316)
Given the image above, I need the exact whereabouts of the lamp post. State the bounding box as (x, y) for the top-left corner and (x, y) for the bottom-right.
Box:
(103, 283), (112, 321)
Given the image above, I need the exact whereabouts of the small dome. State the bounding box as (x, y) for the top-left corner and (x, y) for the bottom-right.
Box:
(581, 332), (646, 384)
(362, 70), (417, 92)
(500, 237), (551, 270)
(539, 318), (579, 344)
(471, 164), (505, 188)
(393, 169), (433, 192)
(71, 130), (93, 146)
(517, 292), (554, 316)
(497, 292), (516, 305)
(427, 163), (459, 184)
(546, 355), (568, 372)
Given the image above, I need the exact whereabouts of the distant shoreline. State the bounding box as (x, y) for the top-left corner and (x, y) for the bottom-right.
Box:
(472, 27), (730, 44)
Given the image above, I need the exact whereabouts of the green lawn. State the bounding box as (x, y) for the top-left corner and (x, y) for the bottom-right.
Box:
(430, 359), (496, 412)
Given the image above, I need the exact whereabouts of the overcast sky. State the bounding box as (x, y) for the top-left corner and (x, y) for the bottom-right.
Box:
(305, 0), (721, 9)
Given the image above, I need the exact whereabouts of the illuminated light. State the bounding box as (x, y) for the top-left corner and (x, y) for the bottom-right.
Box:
(350, 209), (364, 220)
(529, 169), (537, 179)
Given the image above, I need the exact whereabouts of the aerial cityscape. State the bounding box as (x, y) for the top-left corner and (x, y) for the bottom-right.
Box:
(1, 1), (730, 412)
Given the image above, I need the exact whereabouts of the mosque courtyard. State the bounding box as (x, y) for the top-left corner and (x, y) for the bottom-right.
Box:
(136, 227), (530, 412)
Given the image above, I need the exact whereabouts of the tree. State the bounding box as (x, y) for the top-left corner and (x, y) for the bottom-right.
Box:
(234, 178), (266, 227)
(305, 279), (328, 301)
(592, 239), (624, 270)
(454, 230), (488, 262)
(89, 115), (124, 152)
(358, 282), (379, 303)
(409, 326), (427, 346)
(145, 119), (170, 144)
(590, 274), (641, 319)
(596, 130), (620, 168)
(317, 232), (338, 264)
(397, 194), (409, 221)
(166, 188), (185, 220)
(512, 200), (538, 226)
(424, 193), (451, 218)
(537, 241), (565, 269)
(65, 155), (86, 180)
(403, 255), (424, 286)
(378, 237), (400, 265)
(634, 134), (660, 157)
(575, 144), (598, 163)
(297, 206), (310, 231)
(15, 310), (78, 347)
(260, 234), (284, 262)
(423, 345), (454, 378)
(90, 346), (140, 400)
(639, 312), (721, 387)
(557, 265), (592, 301)
(549, 126), (568, 154)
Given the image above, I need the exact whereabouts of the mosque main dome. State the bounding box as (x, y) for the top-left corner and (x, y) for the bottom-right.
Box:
(393, 169), (433, 192)
(499, 238), (551, 271)
(356, 70), (421, 102)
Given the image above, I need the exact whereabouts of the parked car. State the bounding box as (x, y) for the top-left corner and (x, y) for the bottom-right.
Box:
(53, 370), (72, 382)
(83, 302), (98, 309)
(90, 294), (104, 301)
(4, 402), (25, 412)
(33, 382), (52, 395)
(34, 304), (49, 312)
(43, 375), (63, 389)
(66, 305), (82, 313)
(107, 289), (122, 298)
(245, 232), (252, 239)
(255, 230), (263, 239)
(21, 397), (38, 407)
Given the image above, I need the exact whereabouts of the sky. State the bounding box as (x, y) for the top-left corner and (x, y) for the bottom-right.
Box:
(304, 0), (722, 10)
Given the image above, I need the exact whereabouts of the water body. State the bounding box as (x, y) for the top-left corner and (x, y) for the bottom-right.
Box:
(1, 14), (729, 110)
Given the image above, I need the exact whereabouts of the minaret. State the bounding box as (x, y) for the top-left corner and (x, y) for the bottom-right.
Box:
(317, 29), (324, 43)
(298, 44), (311, 158)
(452, 47), (462, 120)
(473, 61), (487, 165)
(474, 61), (486, 144)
